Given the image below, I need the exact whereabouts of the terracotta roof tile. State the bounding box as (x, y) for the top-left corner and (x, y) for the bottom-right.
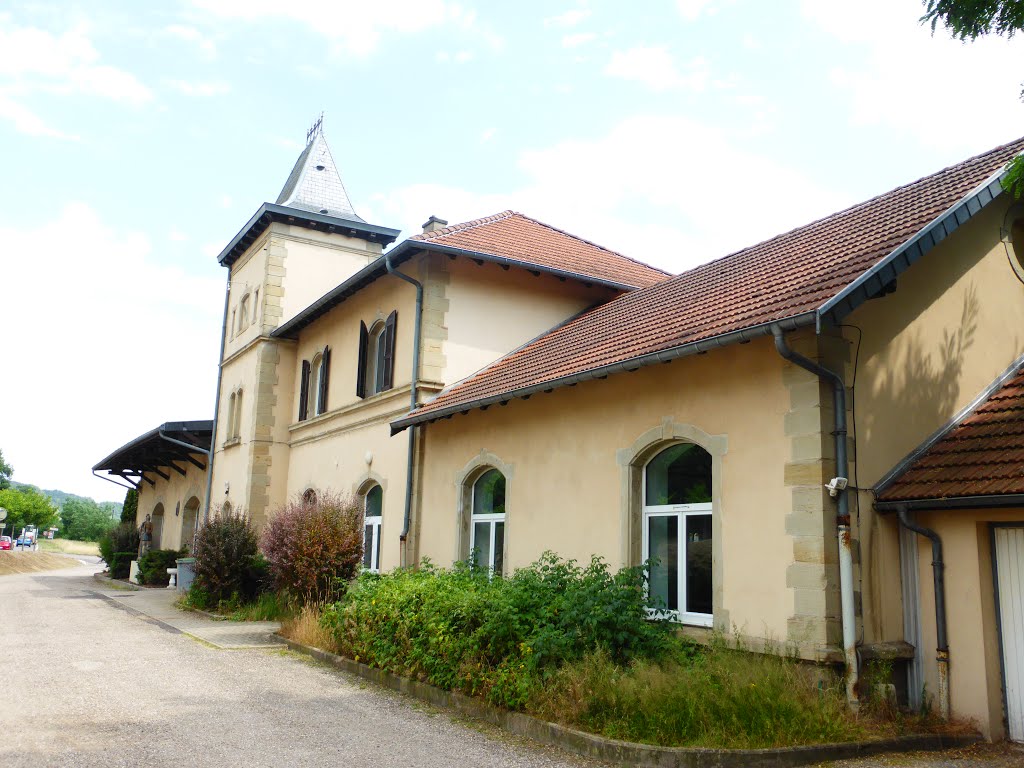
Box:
(410, 210), (669, 289)
(878, 365), (1024, 502)
(404, 137), (1024, 426)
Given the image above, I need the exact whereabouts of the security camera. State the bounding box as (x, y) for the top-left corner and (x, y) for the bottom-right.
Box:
(826, 477), (848, 497)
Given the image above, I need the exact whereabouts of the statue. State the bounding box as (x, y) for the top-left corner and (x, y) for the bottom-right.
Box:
(138, 514), (153, 559)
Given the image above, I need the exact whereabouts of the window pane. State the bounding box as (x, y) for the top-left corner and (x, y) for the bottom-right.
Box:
(472, 469), (506, 516)
(493, 521), (504, 575)
(472, 521), (492, 569)
(645, 444), (712, 505)
(363, 525), (373, 569)
(365, 485), (383, 518)
(647, 515), (678, 611)
(374, 328), (386, 392)
(374, 525), (381, 571)
(686, 514), (712, 615)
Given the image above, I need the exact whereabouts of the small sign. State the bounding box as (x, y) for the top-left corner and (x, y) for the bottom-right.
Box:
(0, 507), (7, 521)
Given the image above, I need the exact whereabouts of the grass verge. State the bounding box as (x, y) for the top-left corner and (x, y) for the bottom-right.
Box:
(38, 539), (100, 556)
(0, 551), (79, 575)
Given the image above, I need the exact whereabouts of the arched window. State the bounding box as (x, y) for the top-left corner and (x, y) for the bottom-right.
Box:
(307, 352), (322, 418)
(221, 501), (232, 518)
(227, 392), (236, 439)
(357, 311), (396, 398)
(363, 484), (383, 573)
(470, 469), (505, 574)
(238, 294), (250, 332)
(298, 347), (331, 420)
(302, 488), (317, 506)
(642, 443), (712, 625)
(151, 503), (164, 549)
(253, 288), (260, 323)
(182, 496), (200, 551)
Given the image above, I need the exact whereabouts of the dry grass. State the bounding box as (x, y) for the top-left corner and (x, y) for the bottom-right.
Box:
(0, 551), (79, 576)
(38, 539), (100, 556)
(280, 604), (336, 651)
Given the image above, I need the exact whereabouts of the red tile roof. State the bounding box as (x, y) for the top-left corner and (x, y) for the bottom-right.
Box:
(876, 365), (1024, 502)
(397, 137), (1024, 429)
(410, 211), (669, 289)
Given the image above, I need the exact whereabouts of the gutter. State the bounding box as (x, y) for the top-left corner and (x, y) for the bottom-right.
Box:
(770, 325), (859, 709)
(391, 312), (817, 434)
(202, 273), (232, 525)
(384, 252), (423, 566)
(895, 504), (950, 720)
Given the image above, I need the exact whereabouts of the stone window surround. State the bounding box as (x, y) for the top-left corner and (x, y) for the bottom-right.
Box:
(453, 451), (514, 568)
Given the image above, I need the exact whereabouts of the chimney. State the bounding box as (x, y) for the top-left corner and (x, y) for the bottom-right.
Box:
(421, 215), (448, 234)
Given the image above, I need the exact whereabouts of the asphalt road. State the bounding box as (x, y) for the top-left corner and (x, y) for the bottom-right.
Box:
(0, 562), (604, 768)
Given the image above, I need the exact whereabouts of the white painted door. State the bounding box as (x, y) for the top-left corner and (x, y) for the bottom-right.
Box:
(995, 526), (1024, 742)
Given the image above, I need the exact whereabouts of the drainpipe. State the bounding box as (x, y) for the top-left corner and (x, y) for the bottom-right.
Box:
(896, 504), (949, 720)
(385, 252), (423, 567)
(772, 326), (859, 708)
(202, 274), (232, 526)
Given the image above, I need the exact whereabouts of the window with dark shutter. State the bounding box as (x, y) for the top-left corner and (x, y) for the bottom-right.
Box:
(383, 310), (397, 391)
(298, 359), (311, 421)
(356, 321), (368, 398)
(318, 346), (331, 414)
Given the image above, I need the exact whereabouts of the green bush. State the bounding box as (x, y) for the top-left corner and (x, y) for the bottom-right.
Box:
(99, 522), (140, 576)
(108, 552), (137, 579)
(137, 548), (185, 586)
(193, 510), (262, 604)
(261, 491), (363, 604)
(320, 553), (670, 709)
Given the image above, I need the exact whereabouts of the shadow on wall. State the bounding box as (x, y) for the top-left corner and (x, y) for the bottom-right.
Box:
(859, 284), (981, 470)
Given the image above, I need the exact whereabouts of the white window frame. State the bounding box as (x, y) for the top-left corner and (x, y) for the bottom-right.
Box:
(469, 471), (505, 575)
(363, 486), (382, 573)
(641, 457), (713, 628)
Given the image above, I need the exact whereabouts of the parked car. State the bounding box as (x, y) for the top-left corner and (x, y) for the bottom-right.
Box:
(15, 536), (25, 548)
(0, 536), (11, 550)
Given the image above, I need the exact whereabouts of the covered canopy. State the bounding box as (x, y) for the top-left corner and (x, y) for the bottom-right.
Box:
(92, 420), (212, 488)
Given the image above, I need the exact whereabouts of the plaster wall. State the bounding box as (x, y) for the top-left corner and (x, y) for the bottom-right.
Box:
(135, 457), (207, 550)
(415, 338), (802, 651)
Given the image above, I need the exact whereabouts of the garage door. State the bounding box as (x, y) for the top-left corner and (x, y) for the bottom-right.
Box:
(995, 526), (1024, 742)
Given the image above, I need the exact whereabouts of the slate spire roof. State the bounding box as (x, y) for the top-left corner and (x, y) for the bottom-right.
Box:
(276, 130), (365, 223)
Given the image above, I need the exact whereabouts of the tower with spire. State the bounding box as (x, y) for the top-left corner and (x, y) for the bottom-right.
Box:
(208, 122), (400, 527)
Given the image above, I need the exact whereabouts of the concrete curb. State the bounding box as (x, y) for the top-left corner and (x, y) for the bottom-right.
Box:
(91, 572), (140, 591)
(279, 636), (982, 768)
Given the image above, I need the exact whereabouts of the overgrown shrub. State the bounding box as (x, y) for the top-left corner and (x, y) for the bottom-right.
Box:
(193, 510), (262, 604)
(121, 489), (138, 524)
(320, 553), (670, 709)
(261, 491), (363, 604)
(137, 548), (185, 586)
(98, 522), (140, 577)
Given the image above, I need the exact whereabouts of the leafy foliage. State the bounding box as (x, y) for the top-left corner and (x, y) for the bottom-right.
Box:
(137, 548), (186, 586)
(922, 0), (1024, 40)
(98, 522), (141, 578)
(0, 486), (59, 537)
(121, 489), (138, 524)
(192, 509), (263, 604)
(1004, 155), (1024, 199)
(320, 553), (670, 709)
(261, 491), (363, 604)
(60, 497), (118, 542)
(0, 448), (12, 490)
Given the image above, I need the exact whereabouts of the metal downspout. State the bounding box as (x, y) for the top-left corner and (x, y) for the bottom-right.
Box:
(772, 326), (859, 708)
(202, 274), (232, 526)
(896, 504), (949, 720)
(385, 252), (423, 567)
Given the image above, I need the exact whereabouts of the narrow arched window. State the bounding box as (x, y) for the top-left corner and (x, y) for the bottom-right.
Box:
(642, 443), (712, 625)
(470, 469), (505, 575)
(182, 496), (200, 552)
(239, 294), (250, 332)
(302, 488), (317, 506)
(232, 388), (243, 438)
(151, 503), (164, 549)
(226, 392), (236, 440)
(363, 484), (383, 573)
(356, 311), (396, 398)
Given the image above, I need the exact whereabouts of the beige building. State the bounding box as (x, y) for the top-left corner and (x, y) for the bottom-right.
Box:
(95, 128), (1024, 741)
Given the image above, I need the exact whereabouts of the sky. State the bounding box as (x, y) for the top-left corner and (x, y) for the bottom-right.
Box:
(0, 0), (1022, 503)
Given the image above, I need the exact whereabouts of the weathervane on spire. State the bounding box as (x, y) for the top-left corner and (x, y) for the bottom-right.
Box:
(305, 112), (323, 146)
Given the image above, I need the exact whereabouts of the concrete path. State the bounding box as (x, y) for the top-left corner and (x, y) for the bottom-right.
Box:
(0, 561), (604, 768)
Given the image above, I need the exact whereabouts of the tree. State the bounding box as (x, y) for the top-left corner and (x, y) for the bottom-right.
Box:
(121, 488), (138, 524)
(0, 487), (59, 537)
(60, 497), (119, 542)
(922, 0), (1024, 197)
(0, 449), (12, 490)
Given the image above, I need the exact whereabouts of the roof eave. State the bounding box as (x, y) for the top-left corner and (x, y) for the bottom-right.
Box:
(816, 170), (1008, 328)
(217, 203), (401, 268)
(92, 420), (213, 473)
(390, 311), (817, 434)
(875, 493), (1024, 512)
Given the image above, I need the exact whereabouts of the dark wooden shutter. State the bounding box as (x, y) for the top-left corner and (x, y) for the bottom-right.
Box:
(383, 310), (397, 391)
(298, 359), (310, 421)
(318, 347), (330, 413)
(356, 321), (368, 398)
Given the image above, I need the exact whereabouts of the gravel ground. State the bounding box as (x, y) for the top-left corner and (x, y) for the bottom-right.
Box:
(0, 563), (607, 768)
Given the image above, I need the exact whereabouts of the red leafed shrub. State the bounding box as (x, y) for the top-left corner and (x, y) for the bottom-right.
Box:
(261, 491), (363, 603)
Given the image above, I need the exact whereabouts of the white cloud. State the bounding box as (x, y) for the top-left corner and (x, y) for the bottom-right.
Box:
(166, 79), (231, 97)
(676, 0), (719, 21)
(480, 127), (496, 143)
(193, 0), (453, 56)
(803, 0), (1024, 150)
(0, 205), (221, 503)
(605, 47), (710, 92)
(164, 24), (218, 58)
(0, 94), (78, 140)
(544, 9), (591, 28)
(562, 32), (596, 48)
(169, 230), (189, 242)
(373, 115), (844, 274)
